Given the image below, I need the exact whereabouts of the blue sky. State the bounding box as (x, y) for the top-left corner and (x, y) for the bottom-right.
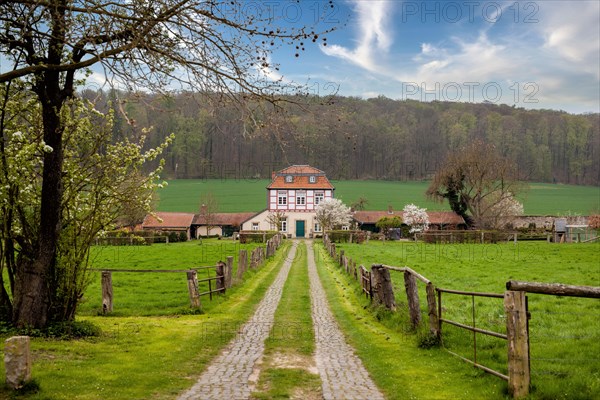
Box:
(267, 0), (600, 114)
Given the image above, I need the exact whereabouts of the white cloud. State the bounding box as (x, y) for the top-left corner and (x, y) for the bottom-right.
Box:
(536, 1), (600, 79)
(320, 0), (394, 73)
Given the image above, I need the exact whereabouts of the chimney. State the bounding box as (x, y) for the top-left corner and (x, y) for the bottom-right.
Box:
(200, 204), (207, 215)
(271, 171), (276, 180)
(388, 205), (393, 214)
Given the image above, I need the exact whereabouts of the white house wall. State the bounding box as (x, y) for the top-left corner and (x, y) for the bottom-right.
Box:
(241, 210), (323, 238)
(267, 189), (333, 212)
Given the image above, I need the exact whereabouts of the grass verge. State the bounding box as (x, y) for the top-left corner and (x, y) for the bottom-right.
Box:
(313, 243), (507, 399)
(251, 242), (322, 399)
(334, 240), (600, 399)
(0, 242), (291, 399)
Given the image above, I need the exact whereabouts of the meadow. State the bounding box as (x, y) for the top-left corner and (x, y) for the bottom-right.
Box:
(79, 240), (264, 316)
(156, 179), (600, 215)
(0, 240), (290, 399)
(329, 240), (600, 400)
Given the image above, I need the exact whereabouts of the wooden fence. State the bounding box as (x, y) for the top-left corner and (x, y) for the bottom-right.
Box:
(95, 234), (284, 312)
(321, 234), (600, 399)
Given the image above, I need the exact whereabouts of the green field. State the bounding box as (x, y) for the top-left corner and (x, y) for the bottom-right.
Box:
(0, 240), (292, 399)
(330, 240), (600, 400)
(156, 179), (600, 215)
(79, 240), (264, 316)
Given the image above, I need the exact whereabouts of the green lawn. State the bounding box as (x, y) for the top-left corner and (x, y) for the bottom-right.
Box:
(157, 179), (600, 215)
(0, 240), (291, 399)
(313, 243), (506, 399)
(329, 240), (600, 400)
(80, 240), (264, 316)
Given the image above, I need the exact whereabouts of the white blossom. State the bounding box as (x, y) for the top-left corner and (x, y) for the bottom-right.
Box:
(403, 204), (430, 233)
(315, 198), (352, 231)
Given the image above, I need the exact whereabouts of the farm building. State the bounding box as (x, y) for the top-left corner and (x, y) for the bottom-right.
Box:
(192, 212), (254, 238)
(142, 166), (471, 239)
(240, 165), (335, 238)
(353, 208), (466, 233)
(142, 212), (195, 239)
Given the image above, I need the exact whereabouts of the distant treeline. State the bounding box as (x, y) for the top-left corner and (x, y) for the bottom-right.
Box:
(85, 90), (599, 185)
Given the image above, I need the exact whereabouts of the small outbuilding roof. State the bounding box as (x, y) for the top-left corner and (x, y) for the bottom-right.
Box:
(193, 212), (255, 227)
(142, 212), (196, 229)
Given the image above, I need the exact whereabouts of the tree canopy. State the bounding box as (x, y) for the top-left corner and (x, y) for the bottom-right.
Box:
(0, 0), (336, 328)
(426, 140), (525, 228)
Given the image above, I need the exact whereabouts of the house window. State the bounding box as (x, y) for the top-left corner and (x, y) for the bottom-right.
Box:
(309, 176), (316, 183)
(315, 191), (324, 205)
(342, 225), (350, 231)
(285, 175), (293, 183)
(296, 190), (306, 205)
(278, 191), (287, 205)
(314, 222), (322, 232)
(281, 218), (288, 232)
(252, 222), (259, 231)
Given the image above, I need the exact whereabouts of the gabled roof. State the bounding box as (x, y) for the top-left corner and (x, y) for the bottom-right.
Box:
(193, 212), (255, 227)
(267, 164), (334, 190)
(142, 212), (195, 229)
(353, 211), (465, 225)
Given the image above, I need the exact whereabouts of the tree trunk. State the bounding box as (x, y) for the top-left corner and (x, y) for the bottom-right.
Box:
(13, 84), (65, 328)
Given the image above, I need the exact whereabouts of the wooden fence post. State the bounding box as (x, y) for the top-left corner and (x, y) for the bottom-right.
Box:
(505, 290), (530, 398)
(187, 270), (201, 308)
(359, 265), (372, 299)
(216, 262), (226, 294)
(225, 256), (233, 288)
(339, 250), (344, 267)
(371, 265), (396, 311)
(404, 271), (421, 328)
(425, 283), (439, 337)
(236, 249), (248, 282)
(101, 271), (113, 314)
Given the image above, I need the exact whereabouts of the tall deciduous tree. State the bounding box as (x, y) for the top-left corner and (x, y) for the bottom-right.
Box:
(426, 140), (525, 228)
(0, 0), (335, 327)
(0, 91), (170, 323)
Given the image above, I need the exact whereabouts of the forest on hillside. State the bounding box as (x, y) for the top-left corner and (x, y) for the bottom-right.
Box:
(84, 90), (599, 186)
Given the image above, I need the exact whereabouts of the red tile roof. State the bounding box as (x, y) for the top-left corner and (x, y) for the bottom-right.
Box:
(193, 212), (255, 226)
(267, 164), (334, 189)
(142, 212), (195, 229)
(353, 211), (465, 225)
(277, 165), (325, 175)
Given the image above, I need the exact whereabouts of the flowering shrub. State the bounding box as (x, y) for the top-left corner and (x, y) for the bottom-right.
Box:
(403, 204), (430, 233)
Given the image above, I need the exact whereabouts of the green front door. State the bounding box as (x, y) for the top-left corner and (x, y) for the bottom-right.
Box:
(295, 220), (305, 238)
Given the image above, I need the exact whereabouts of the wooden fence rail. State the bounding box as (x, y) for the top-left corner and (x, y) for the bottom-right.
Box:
(320, 235), (600, 399)
(94, 234), (284, 314)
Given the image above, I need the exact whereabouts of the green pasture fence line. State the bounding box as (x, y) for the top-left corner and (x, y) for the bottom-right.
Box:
(320, 234), (600, 399)
(90, 233), (285, 313)
(91, 266), (224, 313)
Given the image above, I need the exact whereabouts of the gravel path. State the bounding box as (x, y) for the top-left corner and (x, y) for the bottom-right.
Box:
(306, 240), (385, 400)
(178, 241), (298, 400)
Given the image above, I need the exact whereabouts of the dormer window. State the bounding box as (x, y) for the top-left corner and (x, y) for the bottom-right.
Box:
(285, 175), (293, 183)
(309, 176), (316, 183)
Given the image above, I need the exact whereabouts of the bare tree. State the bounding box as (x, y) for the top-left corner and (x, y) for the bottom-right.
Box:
(0, 0), (336, 328)
(199, 192), (219, 237)
(427, 140), (526, 228)
(266, 210), (287, 231)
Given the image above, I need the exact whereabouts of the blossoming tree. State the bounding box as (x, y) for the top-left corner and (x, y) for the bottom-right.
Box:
(403, 204), (430, 233)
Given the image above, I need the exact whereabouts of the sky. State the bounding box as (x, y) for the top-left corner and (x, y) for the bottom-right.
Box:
(267, 0), (600, 114)
(2, 0), (597, 114)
